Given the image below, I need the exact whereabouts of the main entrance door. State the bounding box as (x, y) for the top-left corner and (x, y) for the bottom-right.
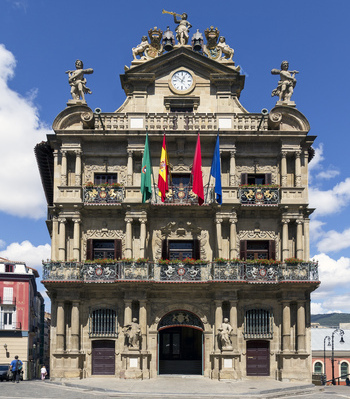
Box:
(159, 327), (202, 375)
(92, 340), (115, 375)
(246, 340), (270, 376)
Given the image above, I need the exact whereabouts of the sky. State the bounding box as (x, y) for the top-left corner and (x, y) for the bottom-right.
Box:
(0, 0), (349, 314)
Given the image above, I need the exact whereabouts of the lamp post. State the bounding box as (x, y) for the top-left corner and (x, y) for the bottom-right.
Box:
(323, 336), (331, 384)
(331, 328), (345, 385)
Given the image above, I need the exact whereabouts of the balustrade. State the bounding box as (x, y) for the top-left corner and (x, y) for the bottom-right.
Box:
(239, 186), (279, 206)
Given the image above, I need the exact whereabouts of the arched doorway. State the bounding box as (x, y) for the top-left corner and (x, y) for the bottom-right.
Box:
(158, 310), (204, 375)
(246, 340), (270, 376)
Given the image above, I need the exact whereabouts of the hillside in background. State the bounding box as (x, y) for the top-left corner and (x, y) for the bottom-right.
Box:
(311, 313), (350, 327)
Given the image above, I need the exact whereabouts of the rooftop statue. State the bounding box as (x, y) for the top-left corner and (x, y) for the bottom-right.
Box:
(66, 60), (93, 102)
(271, 61), (299, 103)
(132, 36), (150, 60)
(162, 9), (191, 45)
(217, 36), (234, 61)
(203, 27), (235, 63)
(132, 28), (163, 62)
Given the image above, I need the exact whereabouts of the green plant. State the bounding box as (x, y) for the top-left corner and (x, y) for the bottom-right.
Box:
(284, 257), (303, 264)
(136, 257), (149, 263)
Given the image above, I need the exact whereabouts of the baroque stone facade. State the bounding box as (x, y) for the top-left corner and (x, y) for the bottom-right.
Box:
(36, 17), (319, 382)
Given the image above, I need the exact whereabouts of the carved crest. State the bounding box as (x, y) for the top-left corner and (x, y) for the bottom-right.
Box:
(147, 27), (163, 58)
(203, 26), (221, 59)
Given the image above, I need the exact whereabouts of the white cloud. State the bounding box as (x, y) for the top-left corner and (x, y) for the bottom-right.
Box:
(309, 219), (326, 242)
(316, 169), (340, 180)
(0, 44), (52, 219)
(316, 228), (350, 253)
(311, 302), (325, 314)
(309, 144), (324, 172)
(0, 240), (51, 272)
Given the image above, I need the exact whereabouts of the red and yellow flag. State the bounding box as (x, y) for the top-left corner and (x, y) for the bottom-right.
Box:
(158, 134), (169, 202)
(192, 133), (204, 205)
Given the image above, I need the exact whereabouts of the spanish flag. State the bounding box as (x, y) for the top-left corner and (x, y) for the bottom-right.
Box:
(158, 134), (169, 202)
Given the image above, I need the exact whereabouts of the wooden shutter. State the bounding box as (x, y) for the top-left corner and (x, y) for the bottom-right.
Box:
(269, 240), (276, 260)
(265, 173), (272, 185)
(193, 239), (200, 260)
(241, 173), (248, 185)
(240, 240), (247, 260)
(114, 239), (122, 260)
(161, 239), (169, 260)
(86, 239), (93, 260)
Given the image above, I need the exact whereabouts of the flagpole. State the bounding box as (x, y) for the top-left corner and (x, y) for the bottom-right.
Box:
(206, 129), (219, 203)
(147, 128), (158, 204)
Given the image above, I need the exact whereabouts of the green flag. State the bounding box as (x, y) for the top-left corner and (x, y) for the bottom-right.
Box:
(141, 132), (152, 202)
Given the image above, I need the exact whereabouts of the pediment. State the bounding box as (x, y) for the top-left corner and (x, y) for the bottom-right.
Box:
(268, 106), (310, 132)
(52, 105), (94, 131)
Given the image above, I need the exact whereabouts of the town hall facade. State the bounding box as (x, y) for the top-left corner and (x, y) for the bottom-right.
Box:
(36, 13), (319, 381)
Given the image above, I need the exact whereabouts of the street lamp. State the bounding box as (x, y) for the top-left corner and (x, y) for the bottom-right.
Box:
(331, 328), (345, 385)
(323, 336), (331, 384)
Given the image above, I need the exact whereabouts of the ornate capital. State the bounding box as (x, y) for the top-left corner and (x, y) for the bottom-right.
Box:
(125, 217), (133, 223)
(139, 218), (147, 224)
(58, 218), (67, 224)
(282, 219), (290, 224)
(281, 151), (287, 158)
(73, 218), (81, 224)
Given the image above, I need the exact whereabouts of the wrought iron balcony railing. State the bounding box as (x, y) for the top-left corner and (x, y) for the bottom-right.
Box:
(239, 187), (279, 206)
(0, 321), (21, 330)
(0, 297), (16, 306)
(42, 261), (319, 283)
(84, 186), (124, 204)
(151, 186), (214, 205)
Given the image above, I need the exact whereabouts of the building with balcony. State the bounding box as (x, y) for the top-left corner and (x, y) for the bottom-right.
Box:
(0, 257), (45, 379)
(36, 20), (319, 381)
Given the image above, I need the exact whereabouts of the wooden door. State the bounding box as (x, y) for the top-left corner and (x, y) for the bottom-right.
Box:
(92, 340), (115, 375)
(246, 340), (270, 376)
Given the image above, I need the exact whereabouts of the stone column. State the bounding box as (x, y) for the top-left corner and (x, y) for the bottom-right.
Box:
(51, 217), (59, 261)
(229, 149), (236, 186)
(139, 300), (147, 351)
(124, 299), (132, 327)
(297, 301), (306, 353)
(58, 218), (66, 261)
(71, 301), (80, 352)
(303, 150), (309, 187)
(75, 150), (82, 186)
(282, 301), (291, 352)
(215, 218), (223, 258)
(282, 218), (290, 261)
(61, 150), (67, 186)
(73, 218), (81, 262)
(229, 215), (238, 259)
(53, 150), (60, 200)
(295, 150), (301, 187)
(139, 218), (147, 259)
(296, 220), (303, 259)
(127, 150), (133, 186)
(304, 218), (310, 261)
(229, 300), (238, 349)
(214, 300), (223, 353)
(125, 217), (133, 259)
(281, 151), (287, 187)
(56, 301), (65, 352)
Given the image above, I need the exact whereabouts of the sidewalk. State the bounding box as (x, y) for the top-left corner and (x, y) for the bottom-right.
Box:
(47, 375), (321, 398)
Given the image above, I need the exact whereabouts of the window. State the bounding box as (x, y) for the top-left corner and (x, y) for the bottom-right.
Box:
(89, 308), (117, 337)
(314, 361), (323, 374)
(5, 264), (14, 273)
(240, 240), (276, 260)
(0, 306), (16, 330)
(2, 287), (14, 304)
(94, 173), (118, 185)
(241, 173), (272, 185)
(341, 362), (349, 379)
(86, 239), (122, 261)
(162, 239), (200, 260)
(170, 106), (193, 113)
(244, 309), (273, 338)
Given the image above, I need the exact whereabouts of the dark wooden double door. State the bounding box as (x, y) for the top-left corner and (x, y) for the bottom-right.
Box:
(246, 340), (270, 376)
(92, 340), (115, 375)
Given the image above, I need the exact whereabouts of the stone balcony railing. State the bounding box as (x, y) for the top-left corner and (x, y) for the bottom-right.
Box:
(239, 186), (279, 206)
(84, 186), (125, 204)
(42, 261), (319, 283)
(93, 113), (268, 132)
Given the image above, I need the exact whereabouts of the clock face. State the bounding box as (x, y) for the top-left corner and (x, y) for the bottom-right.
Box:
(171, 70), (193, 91)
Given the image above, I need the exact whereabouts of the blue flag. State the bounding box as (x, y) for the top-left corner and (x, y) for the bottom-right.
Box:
(210, 134), (222, 204)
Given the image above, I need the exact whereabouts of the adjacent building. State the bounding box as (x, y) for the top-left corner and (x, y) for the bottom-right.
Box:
(0, 257), (44, 379)
(36, 18), (319, 381)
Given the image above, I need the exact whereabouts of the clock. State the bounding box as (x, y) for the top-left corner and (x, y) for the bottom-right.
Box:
(170, 70), (195, 94)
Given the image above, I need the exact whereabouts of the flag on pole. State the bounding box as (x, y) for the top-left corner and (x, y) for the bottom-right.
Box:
(192, 133), (204, 205)
(157, 134), (169, 202)
(141, 132), (152, 203)
(210, 133), (222, 204)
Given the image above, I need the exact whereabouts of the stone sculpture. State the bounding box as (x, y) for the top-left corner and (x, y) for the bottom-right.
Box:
(132, 36), (149, 60)
(66, 60), (93, 102)
(217, 36), (234, 60)
(218, 318), (233, 350)
(162, 10), (191, 45)
(271, 61), (299, 102)
(124, 318), (141, 348)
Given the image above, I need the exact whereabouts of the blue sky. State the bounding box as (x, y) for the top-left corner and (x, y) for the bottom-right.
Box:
(0, 0), (349, 313)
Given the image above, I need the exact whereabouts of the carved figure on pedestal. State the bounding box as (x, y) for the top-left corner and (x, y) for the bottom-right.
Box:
(66, 60), (93, 102)
(132, 36), (149, 60)
(271, 61), (299, 102)
(162, 10), (191, 45)
(124, 318), (141, 348)
(218, 318), (233, 350)
(217, 36), (234, 60)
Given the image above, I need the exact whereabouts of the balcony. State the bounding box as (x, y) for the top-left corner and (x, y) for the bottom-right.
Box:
(84, 186), (125, 204)
(0, 322), (21, 330)
(0, 297), (16, 306)
(42, 260), (319, 283)
(239, 186), (279, 206)
(151, 186), (214, 205)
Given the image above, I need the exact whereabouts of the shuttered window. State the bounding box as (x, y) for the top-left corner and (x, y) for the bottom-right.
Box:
(240, 173), (272, 185)
(240, 240), (276, 260)
(162, 239), (200, 260)
(86, 239), (122, 261)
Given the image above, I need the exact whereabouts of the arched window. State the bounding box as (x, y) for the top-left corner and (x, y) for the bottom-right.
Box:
(341, 362), (349, 380)
(314, 361), (323, 374)
(244, 309), (273, 338)
(89, 308), (117, 337)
